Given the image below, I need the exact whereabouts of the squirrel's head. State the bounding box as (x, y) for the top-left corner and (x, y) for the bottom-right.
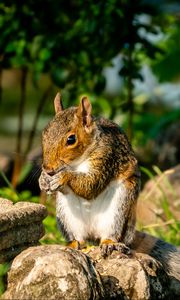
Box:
(42, 93), (95, 173)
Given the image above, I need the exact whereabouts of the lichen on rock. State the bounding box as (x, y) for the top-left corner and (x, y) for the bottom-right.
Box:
(2, 245), (104, 300)
(3, 244), (180, 300)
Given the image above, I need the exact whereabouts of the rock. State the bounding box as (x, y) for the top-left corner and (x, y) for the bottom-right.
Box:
(3, 245), (179, 300)
(0, 199), (47, 232)
(137, 164), (180, 226)
(0, 198), (47, 263)
(0, 242), (39, 263)
(88, 246), (173, 299)
(0, 150), (41, 195)
(2, 245), (104, 300)
(131, 231), (180, 282)
(0, 223), (44, 251)
(0, 198), (13, 212)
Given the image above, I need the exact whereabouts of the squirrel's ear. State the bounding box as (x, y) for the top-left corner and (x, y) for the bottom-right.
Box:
(54, 92), (64, 114)
(79, 96), (92, 128)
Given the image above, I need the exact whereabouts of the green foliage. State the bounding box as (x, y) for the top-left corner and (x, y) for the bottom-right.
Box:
(42, 215), (66, 245)
(0, 1), (180, 295)
(140, 166), (180, 246)
(0, 0), (179, 148)
(0, 263), (9, 295)
(142, 221), (180, 246)
(0, 187), (40, 203)
(0, 0), (166, 94)
(152, 16), (180, 82)
(0, 179), (39, 203)
(130, 108), (180, 147)
(0, 169), (15, 193)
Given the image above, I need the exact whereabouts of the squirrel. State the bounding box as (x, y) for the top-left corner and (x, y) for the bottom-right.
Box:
(39, 93), (180, 281)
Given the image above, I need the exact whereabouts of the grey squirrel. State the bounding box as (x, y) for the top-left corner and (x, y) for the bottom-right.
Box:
(39, 93), (180, 281)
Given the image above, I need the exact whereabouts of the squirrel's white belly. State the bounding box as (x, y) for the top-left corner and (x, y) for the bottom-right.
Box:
(56, 179), (127, 241)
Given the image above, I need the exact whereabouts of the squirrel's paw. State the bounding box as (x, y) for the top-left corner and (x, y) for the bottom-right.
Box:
(100, 240), (132, 258)
(39, 170), (69, 193)
(49, 172), (67, 192)
(66, 240), (81, 250)
(39, 171), (51, 192)
(49, 173), (62, 192)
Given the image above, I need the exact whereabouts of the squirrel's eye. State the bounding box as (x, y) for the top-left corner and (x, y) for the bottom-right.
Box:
(67, 134), (76, 146)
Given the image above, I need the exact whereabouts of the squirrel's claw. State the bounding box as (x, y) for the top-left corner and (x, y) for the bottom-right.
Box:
(100, 241), (132, 258)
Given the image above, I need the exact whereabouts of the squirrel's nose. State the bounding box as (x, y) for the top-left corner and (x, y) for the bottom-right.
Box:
(46, 170), (56, 176)
(42, 165), (56, 176)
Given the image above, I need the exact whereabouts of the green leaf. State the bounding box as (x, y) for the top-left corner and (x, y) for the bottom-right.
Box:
(0, 263), (10, 295)
(39, 48), (51, 61)
(51, 68), (70, 87)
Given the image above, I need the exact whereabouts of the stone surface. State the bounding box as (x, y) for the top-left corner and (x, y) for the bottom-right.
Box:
(0, 223), (44, 251)
(137, 164), (180, 226)
(0, 198), (47, 263)
(87, 247), (172, 299)
(0, 199), (47, 232)
(3, 245), (180, 300)
(131, 231), (180, 282)
(0, 242), (39, 263)
(2, 245), (104, 300)
(0, 198), (13, 212)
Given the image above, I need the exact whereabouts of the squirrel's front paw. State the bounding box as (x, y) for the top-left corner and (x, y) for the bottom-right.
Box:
(49, 173), (61, 191)
(49, 171), (68, 192)
(39, 169), (69, 193)
(39, 171), (51, 192)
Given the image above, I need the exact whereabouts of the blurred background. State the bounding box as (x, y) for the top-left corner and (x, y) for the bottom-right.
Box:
(0, 0), (180, 293)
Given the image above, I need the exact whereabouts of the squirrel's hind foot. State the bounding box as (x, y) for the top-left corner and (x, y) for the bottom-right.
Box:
(100, 239), (132, 258)
(66, 240), (86, 250)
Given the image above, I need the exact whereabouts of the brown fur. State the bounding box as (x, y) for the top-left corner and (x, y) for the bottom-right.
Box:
(40, 96), (140, 247)
(39, 95), (180, 280)
(132, 231), (180, 280)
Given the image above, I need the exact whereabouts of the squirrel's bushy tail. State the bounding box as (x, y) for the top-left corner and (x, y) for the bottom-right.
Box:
(132, 231), (180, 281)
